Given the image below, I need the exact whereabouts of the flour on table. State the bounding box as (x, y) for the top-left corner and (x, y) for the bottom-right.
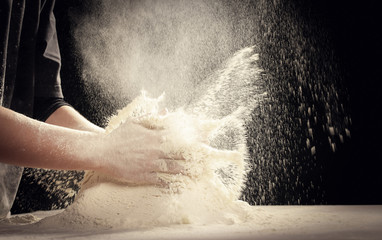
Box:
(0, 213), (40, 225)
(38, 92), (253, 230)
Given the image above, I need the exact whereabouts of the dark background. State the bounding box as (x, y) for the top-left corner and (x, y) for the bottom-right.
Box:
(326, 1), (381, 203)
(290, 0), (382, 203)
(325, 1), (381, 203)
(12, 0), (381, 213)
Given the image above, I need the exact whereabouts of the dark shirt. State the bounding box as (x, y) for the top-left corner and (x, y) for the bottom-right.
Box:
(0, 0), (69, 217)
(0, 0), (68, 121)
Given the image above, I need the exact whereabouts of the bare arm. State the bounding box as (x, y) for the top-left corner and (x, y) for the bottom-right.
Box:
(45, 105), (104, 133)
(0, 106), (182, 184)
(0, 106), (98, 171)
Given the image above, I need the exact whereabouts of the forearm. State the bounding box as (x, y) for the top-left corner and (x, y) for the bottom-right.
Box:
(0, 105), (183, 184)
(0, 106), (100, 171)
(46, 105), (104, 133)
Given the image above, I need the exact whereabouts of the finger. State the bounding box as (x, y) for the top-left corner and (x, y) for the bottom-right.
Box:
(138, 173), (168, 187)
(153, 159), (185, 174)
(151, 146), (185, 160)
(158, 150), (185, 160)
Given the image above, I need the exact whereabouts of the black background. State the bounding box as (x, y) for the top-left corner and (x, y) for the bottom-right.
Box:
(304, 0), (381, 203)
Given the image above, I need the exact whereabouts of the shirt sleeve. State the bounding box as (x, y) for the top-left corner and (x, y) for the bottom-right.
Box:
(33, 97), (71, 122)
(34, 0), (64, 99)
(33, 0), (69, 121)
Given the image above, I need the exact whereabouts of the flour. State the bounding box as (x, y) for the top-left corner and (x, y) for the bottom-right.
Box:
(0, 213), (40, 225)
(37, 92), (253, 230)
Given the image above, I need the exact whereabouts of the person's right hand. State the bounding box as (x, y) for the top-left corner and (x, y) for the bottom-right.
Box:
(91, 120), (184, 185)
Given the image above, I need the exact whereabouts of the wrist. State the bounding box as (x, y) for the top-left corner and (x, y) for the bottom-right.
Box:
(77, 131), (106, 172)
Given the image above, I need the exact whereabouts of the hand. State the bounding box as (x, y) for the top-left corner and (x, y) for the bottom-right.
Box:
(93, 120), (184, 185)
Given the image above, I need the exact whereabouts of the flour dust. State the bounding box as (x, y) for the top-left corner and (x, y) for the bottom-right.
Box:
(34, 45), (265, 229)
(70, 0), (257, 113)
